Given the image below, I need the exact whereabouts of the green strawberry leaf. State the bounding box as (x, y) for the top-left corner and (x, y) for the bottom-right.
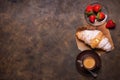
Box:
(86, 11), (94, 17)
(96, 13), (100, 21)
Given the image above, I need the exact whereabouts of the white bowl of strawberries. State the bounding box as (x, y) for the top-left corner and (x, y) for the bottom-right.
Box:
(85, 3), (108, 26)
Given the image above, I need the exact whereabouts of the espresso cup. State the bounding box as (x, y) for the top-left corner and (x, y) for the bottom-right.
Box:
(76, 50), (101, 74)
(82, 56), (96, 70)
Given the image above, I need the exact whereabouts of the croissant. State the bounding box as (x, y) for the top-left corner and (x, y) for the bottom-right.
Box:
(76, 29), (113, 51)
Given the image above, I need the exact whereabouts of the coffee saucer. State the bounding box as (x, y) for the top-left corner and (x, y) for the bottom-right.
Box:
(76, 50), (101, 77)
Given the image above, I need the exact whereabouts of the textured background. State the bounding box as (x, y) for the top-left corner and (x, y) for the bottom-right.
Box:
(0, 0), (120, 80)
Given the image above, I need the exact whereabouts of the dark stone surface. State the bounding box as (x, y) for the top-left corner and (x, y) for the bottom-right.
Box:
(0, 0), (120, 80)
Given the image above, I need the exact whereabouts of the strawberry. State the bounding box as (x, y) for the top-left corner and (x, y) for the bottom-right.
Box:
(106, 20), (116, 29)
(85, 5), (93, 16)
(93, 4), (102, 13)
(89, 15), (96, 23)
(97, 12), (105, 21)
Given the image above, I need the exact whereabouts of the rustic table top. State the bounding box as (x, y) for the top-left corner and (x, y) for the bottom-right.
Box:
(0, 0), (120, 80)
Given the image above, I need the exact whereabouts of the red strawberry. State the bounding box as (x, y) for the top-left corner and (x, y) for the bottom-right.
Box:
(97, 12), (105, 21)
(93, 4), (102, 13)
(106, 20), (116, 29)
(85, 5), (93, 16)
(89, 15), (96, 23)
